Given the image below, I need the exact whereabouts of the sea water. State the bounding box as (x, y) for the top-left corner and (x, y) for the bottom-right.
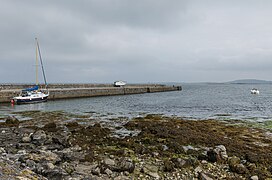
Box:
(1, 83), (272, 122)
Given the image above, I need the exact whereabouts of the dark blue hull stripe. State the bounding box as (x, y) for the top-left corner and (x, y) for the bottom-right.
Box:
(16, 97), (48, 104)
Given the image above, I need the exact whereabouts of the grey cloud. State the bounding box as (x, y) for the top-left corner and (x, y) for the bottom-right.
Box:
(1, 0), (272, 83)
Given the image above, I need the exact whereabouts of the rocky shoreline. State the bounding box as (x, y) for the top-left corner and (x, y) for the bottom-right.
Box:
(0, 111), (271, 179)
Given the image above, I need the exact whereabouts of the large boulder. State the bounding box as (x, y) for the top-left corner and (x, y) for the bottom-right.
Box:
(228, 156), (248, 174)
(207, 145), (228, 163)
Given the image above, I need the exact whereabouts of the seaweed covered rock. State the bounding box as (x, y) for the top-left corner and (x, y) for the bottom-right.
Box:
(5, 116), (19, 125)
(101, 157), (135, 173)
(1, 110), (272, 179)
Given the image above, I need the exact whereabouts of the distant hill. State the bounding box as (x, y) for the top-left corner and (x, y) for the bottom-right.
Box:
(227, 79), (272, 84)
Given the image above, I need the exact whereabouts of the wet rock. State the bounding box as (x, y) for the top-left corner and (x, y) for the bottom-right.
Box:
(183, 145), (201, 156)
(168, 142), (184, 154)
(18, 169), (44, 180)
(152, 152), (159, 157)
(23, 150), (61, 164)
(228, 156), (240, 167)
(100, 157), (135, 174)
(246, 163), (257, 171)
(26, 159), (36, 170)
(114, 175), (130, 180)
(34, 161), (65, 179)
(71, 144), (82, 152)
(199, 172), (214, 180)
(31, 130), (47, 145)
(250, 175), (259, 180)
(194, 166), (203, 174)
(61, 162), (75, 175)
(52, 134), (70, 148)
(5, 116), (19, 125)
(269, 165), (272, 173)
(58, 147), (85, 162)
(83, 151), (95, 162)
(46, 162), (55, 170)
(163, 159), (175, 172)
(43, 167), (67, 180)
(198, 151), (208, 161)
(22, 135), (31, 143)
(141, 164), (160, 179)
(135, 145), (151, 155)
(104, 168), (113, 176)
(75, 163), (97, 176)
(207, 150), (218, 163)
(0, 147), (6, 154)
(171, 158), (187, 168)
(146, 171), (160, 179)
(245, 153), (259, 163)
(16, 142), (36, 150)
(115, 158), (135, 173)
(214, 145), (228, 160)
(21, 132), (33, 143)
(229, 160), (248, 175)
(91, 167), (101, 176)
(43, 122), (57, 132)
(145, 114), (162, 120)
(65, 121), (79, 130)
(44, 134), (53, 145)
(161, 144), (169, 151)
(186, 157), (200, 167)
(235, 164), (248, 174)
(103, 158), (116, 169)
(207, 145), (227, 163)
(46, 143), (64, 151)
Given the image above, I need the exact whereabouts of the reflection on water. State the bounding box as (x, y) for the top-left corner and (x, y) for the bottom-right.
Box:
(1, 83), (272, 122)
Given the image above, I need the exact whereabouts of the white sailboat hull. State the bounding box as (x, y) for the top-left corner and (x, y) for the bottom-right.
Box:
(13, 92), (49, 104)
(251, 89), (259, 94)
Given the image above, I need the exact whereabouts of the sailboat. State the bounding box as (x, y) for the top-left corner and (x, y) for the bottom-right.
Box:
(11, 38), (49, 104)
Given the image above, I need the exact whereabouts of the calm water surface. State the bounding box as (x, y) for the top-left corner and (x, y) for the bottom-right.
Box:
(1, 83), (272, 122)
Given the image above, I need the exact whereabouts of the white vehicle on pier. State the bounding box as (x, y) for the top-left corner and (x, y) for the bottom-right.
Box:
(114, 81), (126, 87)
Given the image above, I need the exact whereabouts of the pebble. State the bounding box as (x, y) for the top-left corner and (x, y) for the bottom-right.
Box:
(104, 168), (113, 176)
(22, 136), (31, 143)
(0, 147), (5, 153)
(199, 172), (213, 180)
(250, 175), (258, 180)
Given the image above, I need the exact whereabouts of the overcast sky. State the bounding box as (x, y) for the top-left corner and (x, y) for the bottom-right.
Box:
(1, 0), (272, 83)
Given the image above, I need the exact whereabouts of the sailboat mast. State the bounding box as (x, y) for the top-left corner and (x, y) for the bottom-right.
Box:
(35, 39), (39, 85)
(36, 38), (48, 89)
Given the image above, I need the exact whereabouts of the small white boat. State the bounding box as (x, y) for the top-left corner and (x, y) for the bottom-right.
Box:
(114, 81), (126, 87)
(12, 86), (49, 104)
(251, 88), (259, 94)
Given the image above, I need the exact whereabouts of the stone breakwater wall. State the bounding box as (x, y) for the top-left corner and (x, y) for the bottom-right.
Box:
(0, 84), (182, 103)
(0, 83), (166, 90)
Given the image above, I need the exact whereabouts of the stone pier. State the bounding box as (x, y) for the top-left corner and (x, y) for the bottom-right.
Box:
(0, 84), (182, 103)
